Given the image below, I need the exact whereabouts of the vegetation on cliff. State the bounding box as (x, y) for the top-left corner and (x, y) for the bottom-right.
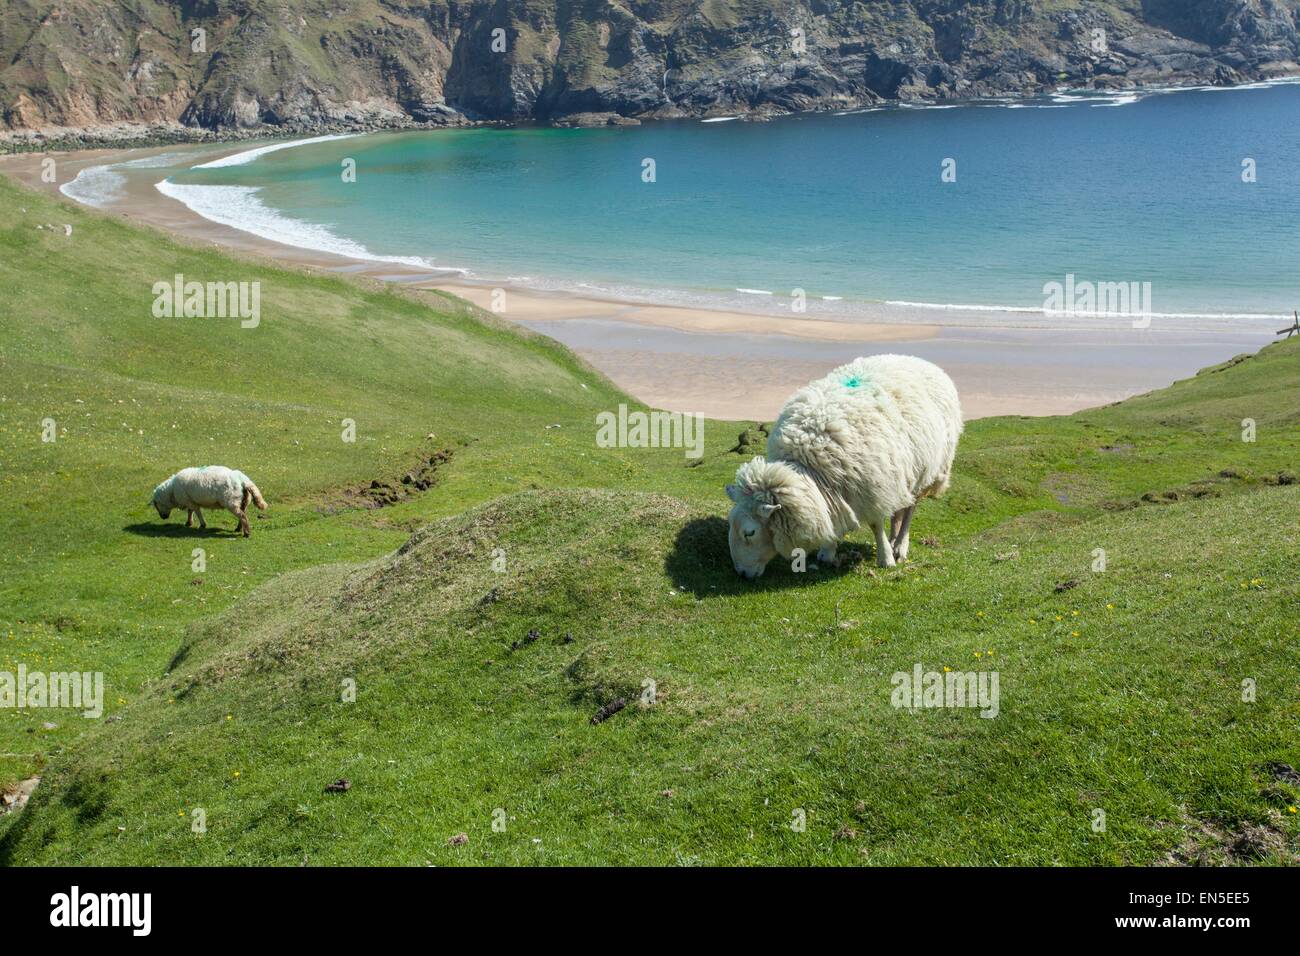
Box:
(3, 0), (1299, 138)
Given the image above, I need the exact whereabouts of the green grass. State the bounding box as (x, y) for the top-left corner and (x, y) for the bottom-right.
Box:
(1, 173), (1298, 865)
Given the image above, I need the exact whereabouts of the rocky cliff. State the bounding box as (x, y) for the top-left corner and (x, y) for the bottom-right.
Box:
(2, 0), (1299, 139)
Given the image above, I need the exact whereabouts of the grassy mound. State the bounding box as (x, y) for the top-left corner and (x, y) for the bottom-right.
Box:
(0, 171), (724, 793)
(1, 174), (1298, 864)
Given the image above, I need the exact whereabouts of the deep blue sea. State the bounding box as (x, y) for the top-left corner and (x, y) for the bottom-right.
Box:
(127, 81), (1300, 322)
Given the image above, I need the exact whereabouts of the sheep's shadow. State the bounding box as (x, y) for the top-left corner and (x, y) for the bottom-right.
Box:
(665, 516), (871, 599)
(122, 522), (242, 539)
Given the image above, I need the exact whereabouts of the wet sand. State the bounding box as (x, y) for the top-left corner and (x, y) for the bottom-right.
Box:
(514, 318), (1268, 420)
(1, 142), (1279, 421)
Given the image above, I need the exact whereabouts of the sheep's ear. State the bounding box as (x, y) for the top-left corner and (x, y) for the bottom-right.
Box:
(725, 483), (740, 503)
(757, 502), (780, 520)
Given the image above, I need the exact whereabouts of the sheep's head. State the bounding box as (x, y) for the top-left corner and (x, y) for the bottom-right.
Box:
(726, 457), (780, 580)
(151, 484), (171, 520)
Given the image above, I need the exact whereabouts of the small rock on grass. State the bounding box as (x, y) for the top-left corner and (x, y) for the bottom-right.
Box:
(511, 628), (540, 651)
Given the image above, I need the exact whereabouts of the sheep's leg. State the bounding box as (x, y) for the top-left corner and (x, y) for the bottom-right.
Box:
(891, 505), (915, 562)
(226, 501), (250, 537)
(888, 505), (910, 548)
(185, 510), (194, 528)
(871, 521), (896, 568)
(195, 508), (206, 529)
(890, 507), (909, 544)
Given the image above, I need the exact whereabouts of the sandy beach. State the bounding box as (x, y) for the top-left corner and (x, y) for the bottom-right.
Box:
(1, 141), (1281, 421)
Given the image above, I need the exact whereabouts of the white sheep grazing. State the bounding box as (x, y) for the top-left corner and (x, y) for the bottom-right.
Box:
(726, 354), (962, 577)
(151, 466), (267, 537)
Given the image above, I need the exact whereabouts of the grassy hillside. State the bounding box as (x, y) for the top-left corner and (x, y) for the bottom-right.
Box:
(1, 173), (1298, 864)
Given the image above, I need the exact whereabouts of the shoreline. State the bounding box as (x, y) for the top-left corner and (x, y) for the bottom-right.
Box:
(5, 70), (1300, 152)
(0, 137), (1283, 420)
(39, 118), (1298, 328)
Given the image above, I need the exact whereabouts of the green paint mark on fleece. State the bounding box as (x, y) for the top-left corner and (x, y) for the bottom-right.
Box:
(843, 377), (862, 388)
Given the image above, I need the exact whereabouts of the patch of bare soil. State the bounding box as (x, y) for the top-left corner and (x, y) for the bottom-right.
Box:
(1158, 807), (1298, 866)
(1104, 468), (1277, 512)
(323, 447), (453, 512)
(1265, 761), (1300, 786)
(1196, 353), (1254, 376)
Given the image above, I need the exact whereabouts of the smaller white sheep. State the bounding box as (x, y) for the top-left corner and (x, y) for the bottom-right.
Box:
(151, 466), (267, 537)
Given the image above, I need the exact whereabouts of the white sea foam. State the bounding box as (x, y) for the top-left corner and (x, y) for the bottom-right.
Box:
(1090, 93), (1140, 107)
(58, 149), (202, 206)
(154, 179), (466, 273)
(399, 272), (1283, 330)
(59, 136), (357, 208)
(120, 150), (194, 169)
(701, 116), (740, 123)
(59, 164), (127, 206)
(886, 299), (1043, 314)
(1138, 75), (1300, 96)
(885, 299), (1288, 321)
(1049, 91), (1142, 107)
(499, 282), (1285, 330)
(192, 133), (360, 169)
(155, 129), (464, 269)
(831, 75), (1300, 119)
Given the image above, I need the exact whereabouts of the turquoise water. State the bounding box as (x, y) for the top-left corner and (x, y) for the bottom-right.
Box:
(157, 83), (1300, 320)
